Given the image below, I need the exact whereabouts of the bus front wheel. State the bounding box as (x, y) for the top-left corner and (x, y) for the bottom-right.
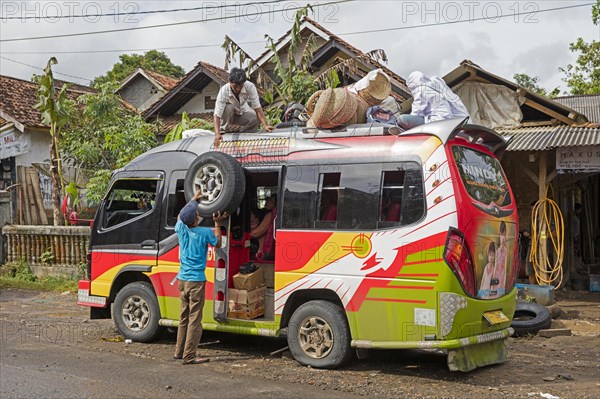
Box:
(287, 300), (353, 369)
(113, 282), (163, 343)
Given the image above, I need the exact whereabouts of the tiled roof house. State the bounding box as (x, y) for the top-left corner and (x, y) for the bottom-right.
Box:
(116, 68), (181, 111)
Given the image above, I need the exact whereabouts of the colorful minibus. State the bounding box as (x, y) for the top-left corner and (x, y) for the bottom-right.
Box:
(78, 118), (518, 371)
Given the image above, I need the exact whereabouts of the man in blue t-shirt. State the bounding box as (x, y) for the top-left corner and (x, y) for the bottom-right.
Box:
(173, 190), (228, 365)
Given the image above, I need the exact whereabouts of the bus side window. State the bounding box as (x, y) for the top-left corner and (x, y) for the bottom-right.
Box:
(319, 173), (340, 220)
(337, 164), (381, 230)
(400, 167), (425, 226)
(281, 165), (318, 229)
(380, 170), (405, 224)
(377, 163), (425, 229)
(103, 179), (158, 229)
(166, 178), (187, 227)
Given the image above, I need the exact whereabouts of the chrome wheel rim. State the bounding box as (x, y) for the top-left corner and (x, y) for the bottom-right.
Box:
(298, 316), (334, 359)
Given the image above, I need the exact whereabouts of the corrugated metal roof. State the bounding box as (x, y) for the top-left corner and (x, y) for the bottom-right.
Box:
(550, 125), (600, 148)
(554, 94), (600, 123)
(499, 125), (600, 151)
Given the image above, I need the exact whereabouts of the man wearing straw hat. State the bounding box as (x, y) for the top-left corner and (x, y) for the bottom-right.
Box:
(213, 67), (274, 147)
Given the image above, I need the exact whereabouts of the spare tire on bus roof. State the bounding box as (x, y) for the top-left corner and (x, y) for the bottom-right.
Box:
(184, 151), (245, 217)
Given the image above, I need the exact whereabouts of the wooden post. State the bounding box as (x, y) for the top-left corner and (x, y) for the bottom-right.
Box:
(538, 151), (548, 284)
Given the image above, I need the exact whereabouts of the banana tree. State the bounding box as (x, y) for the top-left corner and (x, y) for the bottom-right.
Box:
(34, 57), (70, 226)
(221, 6), (318, 123)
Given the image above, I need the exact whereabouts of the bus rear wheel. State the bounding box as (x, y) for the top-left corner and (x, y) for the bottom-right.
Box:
(113, 282), (163, 342)
(287, 300), (352, 369)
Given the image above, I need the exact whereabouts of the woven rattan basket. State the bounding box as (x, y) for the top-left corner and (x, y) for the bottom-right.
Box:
(348, 94), (369, 124)
(305, 90), (323, 116)
(358, 70), (392, 106)
(311, 88), (357, 129)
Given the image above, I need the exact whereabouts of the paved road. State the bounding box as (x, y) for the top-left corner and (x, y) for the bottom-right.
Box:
(0, 289), (359, 399)
(1, 338), (361, 398)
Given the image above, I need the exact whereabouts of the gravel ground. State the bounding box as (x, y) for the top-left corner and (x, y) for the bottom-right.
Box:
(1, 288), (598, 399)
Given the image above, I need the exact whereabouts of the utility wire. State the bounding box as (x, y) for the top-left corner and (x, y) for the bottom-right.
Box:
(0, 0), (352, 42)
(0, 56), (92, 82)
(1, 0), (287, 20)
(2, 41), (267, 55)
(337, 2), (596, 36)
(1, 1), (593, 53)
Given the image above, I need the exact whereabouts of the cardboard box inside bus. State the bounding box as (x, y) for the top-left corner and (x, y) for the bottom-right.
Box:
(233, 267), (264, 290)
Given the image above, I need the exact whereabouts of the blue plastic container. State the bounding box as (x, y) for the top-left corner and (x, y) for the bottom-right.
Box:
(590, 275), (600, 292)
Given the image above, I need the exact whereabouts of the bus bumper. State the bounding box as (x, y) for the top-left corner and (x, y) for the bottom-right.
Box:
(77, 280), (107, 307)
(351, 327), (513, 371)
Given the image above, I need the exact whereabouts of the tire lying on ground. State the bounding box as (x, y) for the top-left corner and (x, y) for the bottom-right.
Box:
(184, 151), (245, 217)
(511, 302), (552, 336)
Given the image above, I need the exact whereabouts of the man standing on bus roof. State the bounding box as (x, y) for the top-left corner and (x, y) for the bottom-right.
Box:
(174, 190), (228, 364)
(213, 67), (274, 148)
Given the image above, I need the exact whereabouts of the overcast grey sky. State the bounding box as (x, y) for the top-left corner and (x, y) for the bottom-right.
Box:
(1, 0), (598, 94)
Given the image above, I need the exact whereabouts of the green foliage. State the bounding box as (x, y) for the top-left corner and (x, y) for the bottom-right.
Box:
(85, 170), (113, 203)
(91, 50), (185, 87)
(33, 57), (71, 225)
(34, 58), (70, 130)
(264, 6), (317, 104)
(6, 258), (37, 281)
(0, 275), (78, 292)
(65, 181), (80, 208)
(222, 6), (317, 108)
(163, 112), (215, 143)
(560, 38), (600, 95)
(290, 70), (319, 105)
(513, 73), (559, 98)
(559, 1), (600, 95)
(61, 82), (158, 202)
(40, 249), (55, 265)
(262, 90), (283, 126)
(593, 0), (599, 25)
(325, 69), (341, 89)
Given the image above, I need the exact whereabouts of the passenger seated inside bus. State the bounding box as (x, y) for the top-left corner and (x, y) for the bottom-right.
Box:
(380, 191), (402, 222)
(319, 187), (339, 222)
(250, 195), (277, 261)
(249, 207), (268, 260)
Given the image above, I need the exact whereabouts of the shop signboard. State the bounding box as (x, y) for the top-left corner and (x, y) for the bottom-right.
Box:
(556, 145), (600, 173)
(0, 128), (30, 159)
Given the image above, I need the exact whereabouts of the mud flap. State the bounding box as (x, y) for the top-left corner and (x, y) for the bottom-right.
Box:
(213, 217), (231, 323)
(447, 337), (509, 372)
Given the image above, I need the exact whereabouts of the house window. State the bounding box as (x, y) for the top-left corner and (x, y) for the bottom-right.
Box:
(204, 96), (216, 110)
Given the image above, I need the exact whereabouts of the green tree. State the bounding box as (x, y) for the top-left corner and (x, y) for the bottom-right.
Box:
(34, 57), (69, 226)
(62, 82), (158, 201)
(91, 50), (185, 87)
(163, 112), (215, 143)
(559, 0), (600, 94)
(513, 73), (559, 98)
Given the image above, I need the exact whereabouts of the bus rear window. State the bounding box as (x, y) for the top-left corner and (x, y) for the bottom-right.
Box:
(452, 146), (511, 207)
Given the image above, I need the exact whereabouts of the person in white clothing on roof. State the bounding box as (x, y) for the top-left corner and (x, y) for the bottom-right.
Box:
(213, 67), (274, 147)
(397, 71), (470, 130)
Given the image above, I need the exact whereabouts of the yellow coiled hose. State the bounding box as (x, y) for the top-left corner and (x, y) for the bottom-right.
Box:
(529, 186), (565, 288)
